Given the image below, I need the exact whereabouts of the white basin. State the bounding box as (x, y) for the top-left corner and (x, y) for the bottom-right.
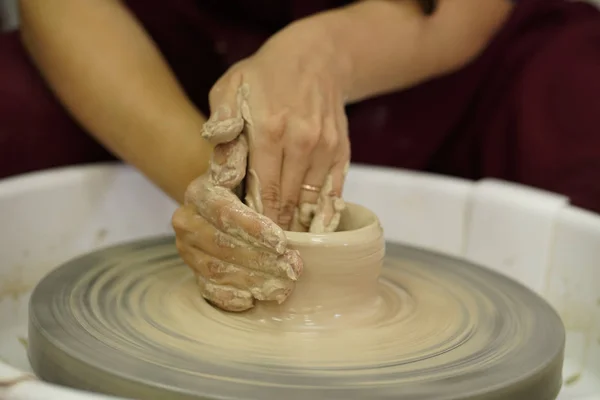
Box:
(0, 162), (598, 399)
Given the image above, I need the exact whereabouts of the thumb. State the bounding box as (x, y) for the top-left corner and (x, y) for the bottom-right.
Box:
(209, 134), (249, 190)
(203, 84), (247, 145)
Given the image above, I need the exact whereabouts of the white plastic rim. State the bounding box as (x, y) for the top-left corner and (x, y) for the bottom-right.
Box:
(0, 162), (599, 400)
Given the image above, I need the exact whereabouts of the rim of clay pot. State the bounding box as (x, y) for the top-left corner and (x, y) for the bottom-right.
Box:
(285, 202), (381, 246)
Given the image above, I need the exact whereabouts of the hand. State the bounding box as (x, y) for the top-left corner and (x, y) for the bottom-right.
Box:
(202, 20), (351, 232)
(172, 134), (303, 312)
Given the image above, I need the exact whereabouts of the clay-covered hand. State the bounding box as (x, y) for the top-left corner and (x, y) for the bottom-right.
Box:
(203, 21), (350, 233)
(172, 135), (303, 312)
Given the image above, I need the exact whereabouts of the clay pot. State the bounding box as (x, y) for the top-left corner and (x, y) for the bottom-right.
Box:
(252, 203), (385, 327)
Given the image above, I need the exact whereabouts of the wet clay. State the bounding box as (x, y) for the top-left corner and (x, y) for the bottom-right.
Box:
(294, 173), (347, 233)
(28, 204), (565, 400)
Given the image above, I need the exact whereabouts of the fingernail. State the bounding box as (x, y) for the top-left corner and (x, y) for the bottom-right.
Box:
(333, 197), (346, 211)
(262, 279), (293, 303)
(282, 250), (303, 280)
(271, 238), (286, 255)
(276, 260), (297, 281)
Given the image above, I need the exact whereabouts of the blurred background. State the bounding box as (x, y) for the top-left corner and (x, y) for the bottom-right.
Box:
(0, 0), (17, 32)
(2, 0), (600, 31)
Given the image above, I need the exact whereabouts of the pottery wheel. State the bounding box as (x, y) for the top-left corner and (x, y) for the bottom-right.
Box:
(28, 236), (564, 400)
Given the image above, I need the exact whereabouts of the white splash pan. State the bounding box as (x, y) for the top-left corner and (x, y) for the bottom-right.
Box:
(0, 162), (598, 400)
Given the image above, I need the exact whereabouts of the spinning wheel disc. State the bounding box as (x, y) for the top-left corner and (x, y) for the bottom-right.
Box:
(28, 236), (564, 400)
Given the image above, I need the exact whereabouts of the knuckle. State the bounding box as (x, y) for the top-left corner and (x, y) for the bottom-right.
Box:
(210, 158), (246, 190)
(213, 231), (237, 250)
(171, 206), (191, 232)
(261, 182), (281, 212)
(321, 132), (339, 153)
(278, 200), (297, 227)
(296, 130), (320, 153)
(291, 119), (322, 153)
(183, 176), (209, 205)
(203, 259), (227, 279)
(300, 117), (323, 136)
(214, 137), (247, 167)
(175, 238), (188, 254)
(281, 198), (296, 217)
(257, 114), (286, 142)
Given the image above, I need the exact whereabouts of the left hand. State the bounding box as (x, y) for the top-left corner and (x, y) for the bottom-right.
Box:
(202, 20), (351, 232)
(172, 135), (303, 312)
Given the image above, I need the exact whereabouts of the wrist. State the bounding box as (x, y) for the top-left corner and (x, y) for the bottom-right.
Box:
(311, 0), (513, 103)
(313, 2), (433, 103)
(300, 10), (358, 102)
(271, 15), (355, 103)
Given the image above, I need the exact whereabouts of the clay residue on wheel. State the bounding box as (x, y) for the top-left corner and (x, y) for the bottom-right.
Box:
(0, 272), (31, 302)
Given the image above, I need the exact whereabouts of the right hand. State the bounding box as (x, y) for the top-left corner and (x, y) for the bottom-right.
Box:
(203, 24), (351, 233)
(172, 121), (303, 312)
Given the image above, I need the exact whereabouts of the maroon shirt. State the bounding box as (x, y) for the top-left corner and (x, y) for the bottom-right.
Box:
(1, 0), (600, 213)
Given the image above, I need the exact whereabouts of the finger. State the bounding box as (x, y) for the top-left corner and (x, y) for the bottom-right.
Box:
(222, 81), (285, 222)
(172, 205), (303, 280)
(196, 275), (254, 312)
(298, 115), (339, 203)
(277, 119), (320, 229)
(307, 175), (346, 233)
(298, 97), (349, 232)
(245, 119), (284, 222)
(209, 134), (249, 189)
(203, 76), (246, 145)
(293, 203), (316, 232)
(310, 154), (350, 233)
(329, 157), (350, 200)
(306, 103), (350, 232)
(176, 241), (294, 303)
(332, 98), (350, 198)
(278, 151), (309, 230)
(183, 178), (286, 254)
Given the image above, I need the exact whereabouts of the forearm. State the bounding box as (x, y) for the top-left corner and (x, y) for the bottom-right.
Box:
(312, 0), (514, 103)
(19, 0), (212, 203)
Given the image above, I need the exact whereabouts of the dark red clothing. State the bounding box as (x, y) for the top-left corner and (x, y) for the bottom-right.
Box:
(1, 0), (600, 212)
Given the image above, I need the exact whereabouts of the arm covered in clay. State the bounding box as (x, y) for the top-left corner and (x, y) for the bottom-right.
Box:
(310, 0), (514, 103)
(18, 0), (212, 203)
